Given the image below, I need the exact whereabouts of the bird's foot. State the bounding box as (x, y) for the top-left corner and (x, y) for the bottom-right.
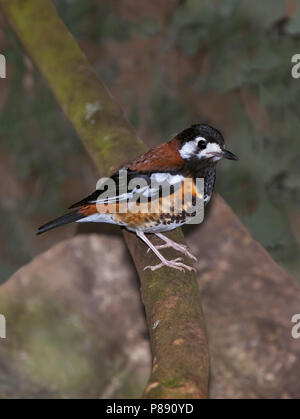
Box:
(136, 230), (196, 273)
(144, 257), (196, 272)
(147, 236), (197, 262)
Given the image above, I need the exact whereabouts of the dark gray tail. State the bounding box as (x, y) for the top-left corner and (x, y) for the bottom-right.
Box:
(37, 210), (85, 235)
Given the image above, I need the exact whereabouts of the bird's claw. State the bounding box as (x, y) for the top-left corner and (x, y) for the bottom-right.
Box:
(144, 257), (196, 272)
(146, 243), (197, 261)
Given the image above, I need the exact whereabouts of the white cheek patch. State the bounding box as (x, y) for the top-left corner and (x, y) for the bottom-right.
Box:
(179, 140), (198, 159)
(180, 138), (223, 160)
(198, 142), (222, 160)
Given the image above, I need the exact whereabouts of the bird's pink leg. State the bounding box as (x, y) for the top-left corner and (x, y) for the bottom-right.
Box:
(136, 231), (196, 272)
(154, 233), (198, 261)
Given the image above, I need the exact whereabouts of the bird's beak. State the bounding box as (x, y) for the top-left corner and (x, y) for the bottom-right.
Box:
(223, 149), (238, 160)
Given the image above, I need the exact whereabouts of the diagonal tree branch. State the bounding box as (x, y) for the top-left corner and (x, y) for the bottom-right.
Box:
(0, 0), (209, 398)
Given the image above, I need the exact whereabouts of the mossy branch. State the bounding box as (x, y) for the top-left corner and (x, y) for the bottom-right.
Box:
(0, 0), (209, 398)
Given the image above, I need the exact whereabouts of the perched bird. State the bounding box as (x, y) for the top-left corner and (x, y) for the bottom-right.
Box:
(37, 124), (237, 272)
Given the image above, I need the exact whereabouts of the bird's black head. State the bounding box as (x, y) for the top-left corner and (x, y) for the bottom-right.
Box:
(177, 124), (238, 163)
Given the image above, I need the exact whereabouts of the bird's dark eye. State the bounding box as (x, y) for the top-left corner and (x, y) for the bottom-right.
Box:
(198, 140), (207, 150)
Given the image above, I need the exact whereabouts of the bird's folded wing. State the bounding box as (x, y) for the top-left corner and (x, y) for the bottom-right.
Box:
(69, 170), (185, 208)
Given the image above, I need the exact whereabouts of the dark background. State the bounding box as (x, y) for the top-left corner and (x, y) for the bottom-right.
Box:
(0, 0), (300, 281)
(1, 0), (300, 400)
(1, 0), (300, 284)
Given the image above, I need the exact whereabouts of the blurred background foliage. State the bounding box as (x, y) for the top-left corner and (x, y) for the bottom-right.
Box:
(0, 0), (300, 282)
